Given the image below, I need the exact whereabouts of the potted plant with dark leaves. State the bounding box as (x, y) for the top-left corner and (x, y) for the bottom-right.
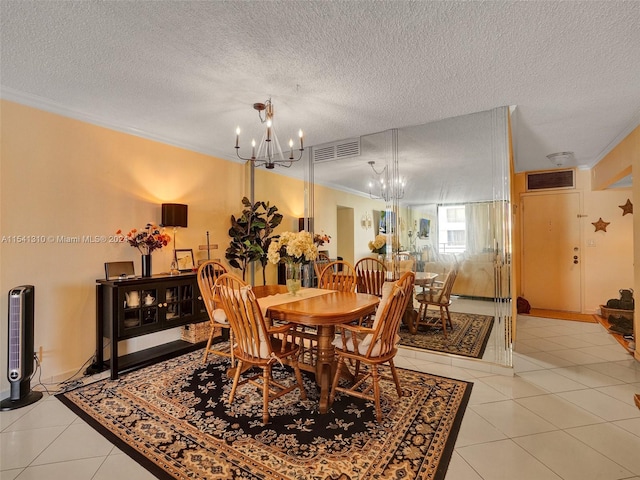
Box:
(225, 197), (283, 283)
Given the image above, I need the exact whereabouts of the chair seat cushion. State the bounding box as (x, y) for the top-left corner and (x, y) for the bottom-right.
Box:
(332, 331), (400, 357)
(213, 308), (228, 324)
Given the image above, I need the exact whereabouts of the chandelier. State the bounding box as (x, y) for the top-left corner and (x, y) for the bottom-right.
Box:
(367, 160), (405, 201)
(234, 98), (304, 169)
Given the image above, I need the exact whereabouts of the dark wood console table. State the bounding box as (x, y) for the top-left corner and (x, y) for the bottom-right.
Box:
(93, 273), (209, 379)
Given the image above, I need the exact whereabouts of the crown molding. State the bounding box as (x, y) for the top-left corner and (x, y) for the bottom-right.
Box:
(0, 86), (237, 162)
(592, 108), (640, 165)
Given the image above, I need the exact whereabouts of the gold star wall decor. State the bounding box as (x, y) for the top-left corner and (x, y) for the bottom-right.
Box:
(592, 217), (610, 232)
(619, 199), (633, 215)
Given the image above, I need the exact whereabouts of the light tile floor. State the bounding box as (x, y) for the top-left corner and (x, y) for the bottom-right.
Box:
(1, 315), (639, 479)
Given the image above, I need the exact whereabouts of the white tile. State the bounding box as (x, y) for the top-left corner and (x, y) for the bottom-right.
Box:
(471, 400), (558, 437)
(479, 374), (549, 399)
(548, 348), (608, 365)
(0, 399), (41, 432)
(596, 383), (640, 406)
(31, 423), (115, 465)
(457, 439), (562, 480)
(442, 451), (483, 480)
(422, 361), (480, 381)
(567, 423), (640, 475)
(523, 351), (576, 369)
(11, 457), (104, 480)
(512, 353), (547, 373)
(515, 394), (604, 429)
(613, 417), (640, 438)
(516, 338), (567, 352)
(577, 345), (635, 363)
(558, 389), (640, 422)
(553, 364), (624, 388)
(0, 426), (65, 470)
(517, 369), (589, 393)
(574, 332), (620, 346)
(514, 430), (633, 480)
(93, 451), (158, 480)
(586, 362), (640, 383)
(455, 409), (507, 447)
(0, 468), (23, 480)
(513, 342), (541, 354)
(466, 381), (509, 405)
(3, 396), (78, 431)
(547, 335), (603, 349)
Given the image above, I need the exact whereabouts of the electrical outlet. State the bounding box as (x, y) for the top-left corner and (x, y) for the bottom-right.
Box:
(38, 346), (43, 363)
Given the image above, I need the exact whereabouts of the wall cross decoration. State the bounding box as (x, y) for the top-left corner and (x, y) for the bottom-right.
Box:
(619, 199), (633, 216)
(591, 217), (610, 232)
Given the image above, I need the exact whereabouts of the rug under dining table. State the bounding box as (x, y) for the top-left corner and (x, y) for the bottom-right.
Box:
(57, 348), (472, 480)
(399, 311), (495, 359)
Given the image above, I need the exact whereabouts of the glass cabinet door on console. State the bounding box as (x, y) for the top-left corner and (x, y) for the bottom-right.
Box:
(95, 273), (208, 379)
(119, 285), (160, 337)
(165, 283), (198, 325)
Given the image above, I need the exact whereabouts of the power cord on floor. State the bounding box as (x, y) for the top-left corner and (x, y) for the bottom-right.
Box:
(30, 342), (110, 395)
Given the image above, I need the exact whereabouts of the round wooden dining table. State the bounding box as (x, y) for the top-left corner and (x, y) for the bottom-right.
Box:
(261, 289), (379, 414)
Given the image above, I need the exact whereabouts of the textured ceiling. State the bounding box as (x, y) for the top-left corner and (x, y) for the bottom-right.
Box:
(1, 1), (639, 198)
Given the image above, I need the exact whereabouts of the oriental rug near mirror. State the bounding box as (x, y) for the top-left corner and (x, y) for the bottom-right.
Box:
(399, 312), (494, 359)
(57, 349), (472, 480)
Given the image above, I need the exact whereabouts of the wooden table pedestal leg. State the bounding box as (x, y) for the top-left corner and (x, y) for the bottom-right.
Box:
(315, 325), (337, 414)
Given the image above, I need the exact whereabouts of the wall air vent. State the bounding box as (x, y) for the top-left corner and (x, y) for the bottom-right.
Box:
(526, 169), (575, 191)
(312, 138), (360, 163)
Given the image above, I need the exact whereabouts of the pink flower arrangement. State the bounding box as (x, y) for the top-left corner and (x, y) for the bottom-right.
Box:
(116, 224), (171, 254)
(313, 232), (331, 246)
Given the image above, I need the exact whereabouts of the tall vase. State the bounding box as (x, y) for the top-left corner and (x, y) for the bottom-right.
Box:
(285, 262), (302, 295)
(141, 254), (152, 277)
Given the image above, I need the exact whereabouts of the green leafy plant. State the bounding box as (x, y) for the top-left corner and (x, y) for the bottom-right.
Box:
(225, 197), (283, 283)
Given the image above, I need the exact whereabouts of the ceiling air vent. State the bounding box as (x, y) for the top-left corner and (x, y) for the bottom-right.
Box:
(526, 169), (575, 191)
(312, 138), (360, 163)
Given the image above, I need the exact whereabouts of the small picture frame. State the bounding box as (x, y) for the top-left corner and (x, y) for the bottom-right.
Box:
(175, 249), (195, 272)
(418, 218), (430, 239)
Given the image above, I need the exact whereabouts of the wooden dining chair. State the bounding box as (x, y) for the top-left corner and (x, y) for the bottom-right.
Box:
(355, 257), (387, 296)
(329, 271), (415, 422)
(214, 273), (306, 424)
(318, 260), (357, 292)
(291, 260), (359, 373)
(415, 266), (458, 338)
(196, 260), (233, 365)
(394, 253), (416, 274)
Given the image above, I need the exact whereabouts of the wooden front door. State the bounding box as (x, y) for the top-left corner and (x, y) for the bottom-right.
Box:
(521, 192), (582, 312)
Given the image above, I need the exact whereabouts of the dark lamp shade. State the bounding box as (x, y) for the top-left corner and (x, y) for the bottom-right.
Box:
(162, 203), (188, 228)
(298, 217), (312, 232)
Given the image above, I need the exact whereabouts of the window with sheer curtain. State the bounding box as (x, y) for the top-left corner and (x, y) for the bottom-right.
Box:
(437, 202), (507, 256)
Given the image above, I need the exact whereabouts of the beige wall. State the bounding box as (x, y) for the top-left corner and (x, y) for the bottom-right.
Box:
(3, 100), (637, 389)
(513, 169), (633, 314)
(0, 100), (249, 389)
(253, 168), (307, 284)
(0, 101), (388, 390)
(312, 183), (387, 262)
(593, 126), (639, 362)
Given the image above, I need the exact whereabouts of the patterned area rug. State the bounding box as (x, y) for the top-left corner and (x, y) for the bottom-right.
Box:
(399, 311), (494, 358)
(57, 348), (472, 480)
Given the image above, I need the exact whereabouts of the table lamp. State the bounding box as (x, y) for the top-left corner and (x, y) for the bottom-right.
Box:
(161, 203), (188, 274)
